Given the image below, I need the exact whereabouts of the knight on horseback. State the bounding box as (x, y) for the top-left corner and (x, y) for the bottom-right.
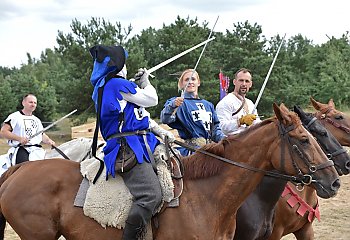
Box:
(89, 45), (174, 239)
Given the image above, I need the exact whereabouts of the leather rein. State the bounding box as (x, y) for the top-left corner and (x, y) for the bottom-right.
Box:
(315, 107), (350, 134)
(173, 121), (334, 186)
(304, 117), (347, 160)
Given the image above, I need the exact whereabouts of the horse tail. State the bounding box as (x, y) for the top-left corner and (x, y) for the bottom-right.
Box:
(0, 214), (5, 240)
(0, 164), (24, 240)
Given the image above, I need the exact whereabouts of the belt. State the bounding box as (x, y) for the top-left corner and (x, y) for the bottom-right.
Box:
(107, 130), (148, 141)
(22, 144), (42, 148)
(107, 129), (156, 170)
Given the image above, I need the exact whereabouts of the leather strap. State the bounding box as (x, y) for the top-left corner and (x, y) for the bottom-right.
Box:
(51, 145), (70, 160)
(107, 130), (148, 141)
(232, 93), (246, 116)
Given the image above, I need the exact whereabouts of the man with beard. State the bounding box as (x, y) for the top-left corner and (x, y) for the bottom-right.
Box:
(216, 68), (260, 135)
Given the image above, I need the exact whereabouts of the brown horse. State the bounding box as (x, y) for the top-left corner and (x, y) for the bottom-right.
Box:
(0, 104), (340, 240)
(234, 105), (350, 240)
(311, 97), (350, 146)
(269, 98), (350, 240)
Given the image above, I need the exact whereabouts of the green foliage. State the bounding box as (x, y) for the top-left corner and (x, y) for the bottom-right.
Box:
(0, 16), (349, 124)
(0, 75), (17, 121)
(54, 17), (133, 117)
(3, 63), (58, 121)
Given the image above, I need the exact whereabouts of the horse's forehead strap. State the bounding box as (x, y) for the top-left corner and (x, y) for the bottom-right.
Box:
(304, 117), (318, 129)
(320, 107), (334, 115)
(279, 123), (296, 135)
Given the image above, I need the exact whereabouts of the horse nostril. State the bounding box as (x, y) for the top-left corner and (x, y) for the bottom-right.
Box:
(332, 179), (341, 190)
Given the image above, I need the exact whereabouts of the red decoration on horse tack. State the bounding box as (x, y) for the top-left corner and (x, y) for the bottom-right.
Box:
(281, 184), (320, 222)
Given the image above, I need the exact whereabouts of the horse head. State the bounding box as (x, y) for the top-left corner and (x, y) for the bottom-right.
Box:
(294, 105), (350, 176)
(311, 97), (350, 146)
(272, 103), (340, 198)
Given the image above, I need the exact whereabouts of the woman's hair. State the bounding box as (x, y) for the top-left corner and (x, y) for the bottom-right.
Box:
(178, 69), (200, 91)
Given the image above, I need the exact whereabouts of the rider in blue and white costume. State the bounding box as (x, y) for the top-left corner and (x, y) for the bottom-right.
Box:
(90, 45), (173, 240)
(160, 69), (226, 156)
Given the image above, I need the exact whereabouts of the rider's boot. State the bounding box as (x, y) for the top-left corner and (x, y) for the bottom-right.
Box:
(122, 205), (151, 240)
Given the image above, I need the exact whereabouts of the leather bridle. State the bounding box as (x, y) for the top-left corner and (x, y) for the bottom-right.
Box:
(172, 121), (334, 186)
(277, 123), (334, 187)
(315, 107), (350, 134)
(303, 116), (347, 161)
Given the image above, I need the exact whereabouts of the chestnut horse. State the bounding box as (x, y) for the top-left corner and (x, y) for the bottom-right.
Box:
(311, 97), (350, 147)
(269, 98), (350, 240)
(0, 104), (340, 240)
(234, 105), (350, 240)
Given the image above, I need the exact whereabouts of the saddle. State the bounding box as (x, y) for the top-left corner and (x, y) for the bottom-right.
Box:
(153, 143), (184, 208)
(73, 144), (184, 230)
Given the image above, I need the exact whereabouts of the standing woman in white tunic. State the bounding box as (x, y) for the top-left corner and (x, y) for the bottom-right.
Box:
(0, 94), (55, 166)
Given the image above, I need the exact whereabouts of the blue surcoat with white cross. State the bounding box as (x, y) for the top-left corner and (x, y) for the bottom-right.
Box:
(161, 95), (225, 155)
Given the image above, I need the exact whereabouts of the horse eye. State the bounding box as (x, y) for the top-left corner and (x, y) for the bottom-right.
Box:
(335, 115), (344, 120)
(320, 131), (328, 137)
(300, 138), (309, 145)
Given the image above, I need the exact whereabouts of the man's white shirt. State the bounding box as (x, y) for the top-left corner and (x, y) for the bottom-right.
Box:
(0, 111), (46, 172)
(216, 93), (260, 135)
(4, 111), (44, 146)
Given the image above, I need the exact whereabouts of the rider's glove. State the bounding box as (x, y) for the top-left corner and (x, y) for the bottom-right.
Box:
(239, 114), (256, 126)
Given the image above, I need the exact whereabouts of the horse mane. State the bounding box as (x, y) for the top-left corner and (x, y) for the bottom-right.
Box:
(182, 118), (277, 180)
(182, 142), (226, 180)
(227, 118), (275, 141)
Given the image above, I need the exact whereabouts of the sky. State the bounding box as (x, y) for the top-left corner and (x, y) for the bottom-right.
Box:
(0, 0), (349, 68)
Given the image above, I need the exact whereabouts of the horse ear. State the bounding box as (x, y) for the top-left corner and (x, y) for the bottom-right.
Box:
(273, 103), (291, 124)
(310, 96), (321, 110)
(294, 105), (306, 121)
(280, 103), (293, 124)
(273, 103), (283, 122)
(329, 98), (335, 108)
(294, 105), (302, 116)
(280, 103), (289, 112)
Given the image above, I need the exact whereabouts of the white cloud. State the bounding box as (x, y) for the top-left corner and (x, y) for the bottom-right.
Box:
(0, 0), (349, 67)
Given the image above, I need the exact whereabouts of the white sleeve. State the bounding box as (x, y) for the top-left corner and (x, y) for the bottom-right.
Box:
(216, 98), (240, 135)
(120, 85), (158, 107)
(3, 112), (17, 129)
(149, 118), (157, 129)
